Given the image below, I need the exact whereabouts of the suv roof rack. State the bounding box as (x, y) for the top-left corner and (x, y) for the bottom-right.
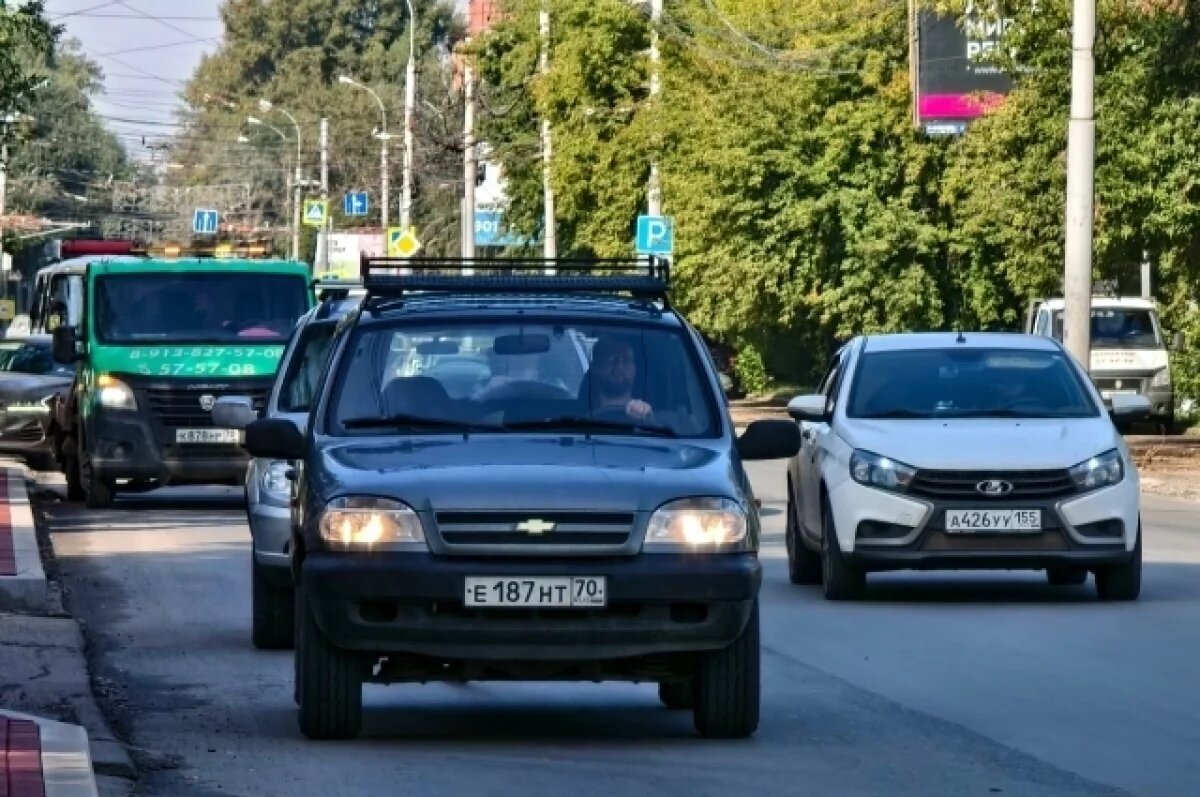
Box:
(358, 255), (671, 309)
(312, 276), (363, 301)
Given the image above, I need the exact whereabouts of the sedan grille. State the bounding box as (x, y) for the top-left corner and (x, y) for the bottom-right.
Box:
(145, 387), (268, 429)
(434, 512), (634, 550)
(908, 469), (1076, 500)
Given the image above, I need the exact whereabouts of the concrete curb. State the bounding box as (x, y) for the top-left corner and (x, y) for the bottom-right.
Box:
(0, 469), (48, 613)
(1, 709), (99, 797)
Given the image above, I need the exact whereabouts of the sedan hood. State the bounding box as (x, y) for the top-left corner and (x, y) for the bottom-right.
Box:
(0, 374), (71, 397)
(313, 434), (739, 513)
(841, 417), (1119, 471)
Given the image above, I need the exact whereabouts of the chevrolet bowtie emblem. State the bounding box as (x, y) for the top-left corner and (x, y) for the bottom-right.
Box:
(515, 519), (555, 535)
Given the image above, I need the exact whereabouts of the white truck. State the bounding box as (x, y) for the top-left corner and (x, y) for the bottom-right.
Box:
(1026, 296), (1178, 429)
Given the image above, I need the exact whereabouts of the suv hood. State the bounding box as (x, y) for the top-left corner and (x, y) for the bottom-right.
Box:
(314, 435), (741, 513)
(840, 417), (1119, 471)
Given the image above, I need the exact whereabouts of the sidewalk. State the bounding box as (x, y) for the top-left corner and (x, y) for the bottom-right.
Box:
(0, 463), (133, 797)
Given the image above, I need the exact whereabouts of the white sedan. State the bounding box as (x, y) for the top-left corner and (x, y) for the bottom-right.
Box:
(784, 332), (1149, 601)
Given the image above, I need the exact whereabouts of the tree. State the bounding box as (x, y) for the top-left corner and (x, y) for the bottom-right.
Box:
(0, 0), (56, 119)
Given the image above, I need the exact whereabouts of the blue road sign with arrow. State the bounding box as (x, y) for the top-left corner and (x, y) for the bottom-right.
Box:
(343, 192), (369, 217)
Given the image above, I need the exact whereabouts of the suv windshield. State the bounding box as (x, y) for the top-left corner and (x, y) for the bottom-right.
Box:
(1052, 308), (1162, 349)
(0, 341), (73, 376)
(95, 272), (309, 344)
(329, 321), (717, 437)
(848, 347), (1099, 420)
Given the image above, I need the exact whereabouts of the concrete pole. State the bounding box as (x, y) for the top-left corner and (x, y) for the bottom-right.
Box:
(463, 49), (477, 261)
(1062, 0), (1096, 368)
(319, 118), (330, 271)
(540, 3), (557, 267)
(402, 0), (417, 231)
(0, 142), (7, 300)
(646, 0), (662, 217)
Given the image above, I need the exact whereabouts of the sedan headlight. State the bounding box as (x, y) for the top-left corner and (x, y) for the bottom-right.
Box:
(259, 459), (291, 500)
(850, 450), (916, 491)
(1151, 368), (1171, 388)
(318, 496), (426, 550)
(1069, 449), (1125, 492)
(643, 497), (749, 552)
(96, 375), (137, 410)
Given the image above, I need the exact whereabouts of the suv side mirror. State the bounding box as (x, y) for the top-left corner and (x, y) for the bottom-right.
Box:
(787, 394), (829, 423)
(244, 418), (306, 460)
(1109, 393), (1152, 422)
(52, 325), (80, 363)
(212, 396), (258, 430)
(737, 419), (801, 460)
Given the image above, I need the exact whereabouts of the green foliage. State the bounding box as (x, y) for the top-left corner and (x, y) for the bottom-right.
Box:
(0, 0), (57, 119)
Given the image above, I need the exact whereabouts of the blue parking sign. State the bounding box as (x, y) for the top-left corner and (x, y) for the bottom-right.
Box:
(635, 215), (673, 255)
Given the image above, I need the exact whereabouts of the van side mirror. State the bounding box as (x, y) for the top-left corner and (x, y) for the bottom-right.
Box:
(52, 325), (80, 363)
(212, 396), (258, 429)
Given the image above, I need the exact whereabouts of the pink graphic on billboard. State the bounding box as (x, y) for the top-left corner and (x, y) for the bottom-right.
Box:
(917, 2), (1018, 133)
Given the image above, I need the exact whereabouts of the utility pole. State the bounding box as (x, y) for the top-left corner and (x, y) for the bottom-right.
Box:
(540, 2), (557, 266)
(462, 45), (477, 261)
(319, 118), (330, 271)
(1063, 0), (1096, 368)
(908, 0), (921, 129)
(646, 0), (662, 217)
(0, 142), (8, 300)
(402, 0), (417, 231)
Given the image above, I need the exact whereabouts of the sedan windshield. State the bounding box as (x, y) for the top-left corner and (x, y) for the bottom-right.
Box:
(329, 322), (717, 437)
(847, 348), (1100, 420)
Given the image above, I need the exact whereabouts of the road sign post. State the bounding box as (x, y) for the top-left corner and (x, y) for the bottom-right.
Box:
(635, 214), (674, 256)
(192, 209), (219, 236)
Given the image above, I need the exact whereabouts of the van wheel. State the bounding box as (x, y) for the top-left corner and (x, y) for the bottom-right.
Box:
(1096, 526), (1142, 601)
(658, 680), (694, 710)
(821, 503), (866, 600)
(786, 491), (822, 585)
(296, 588), (363, 739)
(79, 443), (115, 509)
(252, 560), (295, 650)
(693, 601), (759, 738)
(62, 436), (85, 501)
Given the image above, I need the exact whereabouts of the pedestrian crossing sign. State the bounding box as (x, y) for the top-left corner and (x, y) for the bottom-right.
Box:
(303, 199), (328, 227)
(387, 227), (421, 258)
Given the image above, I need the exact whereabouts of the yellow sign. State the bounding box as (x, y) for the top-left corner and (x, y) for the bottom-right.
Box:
(303, 199), (329, 228)
(0, 299), (14, 321)
(387, 227), (421, 258)
(214, 243), (234, 259)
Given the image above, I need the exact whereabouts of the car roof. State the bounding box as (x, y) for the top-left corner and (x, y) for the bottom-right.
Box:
(860, 332), (1062, 353)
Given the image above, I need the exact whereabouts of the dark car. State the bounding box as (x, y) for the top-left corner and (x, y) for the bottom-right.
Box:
(0, 335), (76, 469)
(242, 257), (800, 741)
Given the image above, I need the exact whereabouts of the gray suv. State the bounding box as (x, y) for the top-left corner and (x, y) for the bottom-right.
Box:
(214, 282), (363, 649)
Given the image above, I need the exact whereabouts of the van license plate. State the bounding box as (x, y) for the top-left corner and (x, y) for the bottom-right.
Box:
(464, 577), (607, 608)
(945, 509), (1042, 533)
(175, 428), (241, 444)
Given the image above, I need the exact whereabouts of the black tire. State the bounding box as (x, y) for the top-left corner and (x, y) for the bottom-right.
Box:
(1096, 527), (1142, 601)
(693, 601), (760, 738)
(786, 487), (822, 585)
(62, 436), (85, 502)
(296, 588), (363, 739)
(820, 503), (866, 601)
(658, 680), (694, 710)
(1046, 567), (1088, 586)
(252, 559), (295, 650)
(293, 586), (303, 706)
(80, 443), (115, 509)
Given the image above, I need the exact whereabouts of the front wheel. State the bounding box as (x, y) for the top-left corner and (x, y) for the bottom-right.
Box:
(692, 601), (760, 738)
(79, 442), (115, 509)
(296, 588), (363, 739)
(252, 560), (295, 650)
(821, 503), (866, 601)
(786, 488), (822, 585)
(62, 436), (85, 502)
(1096, 528), (1142, 601)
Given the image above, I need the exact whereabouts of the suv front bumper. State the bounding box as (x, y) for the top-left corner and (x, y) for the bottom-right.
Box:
(302, 552), (760, 661)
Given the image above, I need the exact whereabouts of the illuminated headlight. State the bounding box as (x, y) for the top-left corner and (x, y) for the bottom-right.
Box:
(643, 497), (749, 552)
(318, 496), (426, 550)
(1069, 449), (1125, 492)
(96, 375), (136, 410)
(259, 459), (290, 499)
(850, 450), (916, 491)
(1151, 368), (1171, 388)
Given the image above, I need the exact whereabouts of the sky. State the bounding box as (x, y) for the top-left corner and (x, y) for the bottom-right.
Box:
(44, 0), (470, 165)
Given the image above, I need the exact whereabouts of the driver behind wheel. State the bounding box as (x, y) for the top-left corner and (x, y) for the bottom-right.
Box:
(587, 334), (653, 420)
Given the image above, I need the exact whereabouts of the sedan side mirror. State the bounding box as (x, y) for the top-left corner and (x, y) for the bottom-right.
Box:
(1109, 393), (1152, 422)
(737, 419), (801, 461)
(244, 418), (306, 460)
(52, 325), (81, 364)
(787, 394), (829, 424)
(212, 395), (258, 430)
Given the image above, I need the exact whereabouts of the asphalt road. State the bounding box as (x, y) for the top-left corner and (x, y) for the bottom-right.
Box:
(36, 462), (1200, 797)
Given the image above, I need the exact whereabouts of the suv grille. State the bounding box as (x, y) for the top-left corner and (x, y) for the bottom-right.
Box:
(145, 387), (269, 429)
(435, 512), (634, 549)
(908, 469), (1076, 500)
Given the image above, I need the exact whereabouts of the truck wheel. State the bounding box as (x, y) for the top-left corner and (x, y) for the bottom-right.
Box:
(658, 680), (694, 709)
(1096, 526), (1142, 601)
(821, 503), (866, 601)
(1047, 567), (1088, 586)
(252, 559), (295, 650)
(786, 491), (822, 585)
(296, 588), (363, 739)
(693, 600), (760, 738)
(62, 437), (85, 502)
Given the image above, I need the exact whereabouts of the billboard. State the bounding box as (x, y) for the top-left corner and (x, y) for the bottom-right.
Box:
(326, 231), (384, 275)
(917, 1), (1016, 135)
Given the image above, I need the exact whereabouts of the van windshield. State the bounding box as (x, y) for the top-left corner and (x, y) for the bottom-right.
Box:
(1051, 308), (1162, 349)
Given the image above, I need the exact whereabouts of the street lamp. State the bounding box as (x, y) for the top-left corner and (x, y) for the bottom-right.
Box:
(338, 74), (395, 230)
(256, 100), (304, 262)
(248, 116), (300, 258)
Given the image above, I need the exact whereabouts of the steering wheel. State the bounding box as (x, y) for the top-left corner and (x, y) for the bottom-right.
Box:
(593, 403), (655, 423)
(481, 379), (574, 401)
